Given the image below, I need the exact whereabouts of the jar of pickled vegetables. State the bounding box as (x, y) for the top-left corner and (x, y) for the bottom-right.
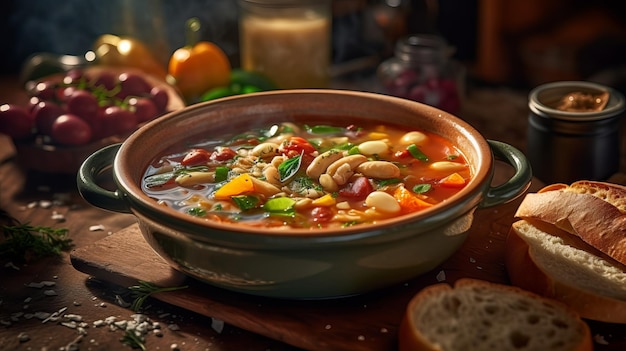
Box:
(377, 34), (463, 114)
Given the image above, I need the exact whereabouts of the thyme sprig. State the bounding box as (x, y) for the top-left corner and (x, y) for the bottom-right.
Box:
(121, 329), (146, 351)
(128, 280), (188, 312)
(0, 220), (73, 263)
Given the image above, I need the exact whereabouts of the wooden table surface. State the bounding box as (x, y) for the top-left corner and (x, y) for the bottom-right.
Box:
(1, 74), (625, 351)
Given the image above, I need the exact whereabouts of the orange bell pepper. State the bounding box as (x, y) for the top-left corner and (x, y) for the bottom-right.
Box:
(393, 186), (434, 214)
(168, 18), (231, 103)
(440, 172), (466, 188)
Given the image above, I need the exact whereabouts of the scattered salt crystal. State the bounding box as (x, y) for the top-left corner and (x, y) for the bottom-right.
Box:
(23, 297), (32, 303)
(324, 324), (332, 330)
(594, 334), (610, 345)
(469, 257), (476, 263)
(380, 328), (388, 333)
(27, 201), (38, 209)
(357, 335), (365, 341)
(168, 323), (181, 331)
(27, 282), (45, 289)
(61, 321), (78, 329)
(64, 314), (83, 322)
(17, 332), (30, 342)
(171, 343), (180, 351)
(4, 262), (19, 270)
(89, 224), (106, 232)
(42, 281), (56, 287)
(476, 266), (483, 270)
(211, 318), (224, 334)
(39, 200), (52, 209)
(436, 270), (446, 282)
(115, 295), (130, 308)
(43, 289), (57, 296)
(153, 329), (164, 337)
(51, 211), (65, 222)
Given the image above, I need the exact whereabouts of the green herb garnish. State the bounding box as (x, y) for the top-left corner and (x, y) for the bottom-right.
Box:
(278, 152), (303, 182)
(187, 207), (207, 217)
(377, 178), (401, 188)
(231, 195), (260, 211)
(305, 124), (344, 134)
(407, 144), (429, 162)
(121, 329), (146, 351)
(0, 222), (73, 263)
(412, 183), (432, 194)
(128, 281), (188, 312)
(143, 165), (209, 188)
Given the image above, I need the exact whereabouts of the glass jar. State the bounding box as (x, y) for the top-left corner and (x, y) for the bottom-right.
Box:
(527, 81), (625, 184)
(377, 34), (463, 114)
(238, 0), (331, 89)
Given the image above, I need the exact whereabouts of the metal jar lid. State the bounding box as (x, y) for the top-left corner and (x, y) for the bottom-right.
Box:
(529, 81), (625, 121)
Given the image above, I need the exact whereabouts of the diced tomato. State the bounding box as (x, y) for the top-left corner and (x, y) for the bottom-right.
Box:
(394, 149), (411, 159)
(338, 177), (374, 200)
(210, 147), (237, 161)
(311, 206), (333, 223)
(181, 148), (211, 166)
(279, 136), (316, 158)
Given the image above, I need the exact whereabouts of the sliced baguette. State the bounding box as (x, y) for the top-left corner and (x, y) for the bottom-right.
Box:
(398, 278), (592, 351)
(515, 180), (626, 265)
(506, 220), (626, 323)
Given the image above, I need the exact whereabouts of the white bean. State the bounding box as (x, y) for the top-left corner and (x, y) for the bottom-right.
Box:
(429, 161), (467, 172)
(365, 191), (401, 214)
(250, 143), (280, 158)
(356, 161), (400, 179)
(400, 131), (428, 146)
(358, 140), (389, 156)
(306, 149), (343, 179)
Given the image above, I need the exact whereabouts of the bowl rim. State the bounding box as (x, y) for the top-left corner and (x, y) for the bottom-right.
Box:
(113, 89), (493, 239)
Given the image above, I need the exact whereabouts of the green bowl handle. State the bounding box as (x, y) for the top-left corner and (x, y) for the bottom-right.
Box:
(76, 143), (132, 214)
(480, 140), (532, 208)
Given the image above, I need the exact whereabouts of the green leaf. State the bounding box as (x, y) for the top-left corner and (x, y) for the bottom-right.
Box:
(347, 145), (361, 155)
(187, 207), (207, 217)
(278, 152), (303, 182)
(305, 124), (344, 134)
(407, 144), (429, 162)
(412, 183), (432, 194)
(231, 195), (260, 211)
(263, 197), (296, 217)
(128, 280), (188, 312)
(377, 178), (401, 188)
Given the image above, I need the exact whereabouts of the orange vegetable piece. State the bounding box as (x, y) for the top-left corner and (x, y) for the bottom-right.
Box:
(440, 172), (466, 187)
(213, 174), (255, 200)
(168, 18), (231, 102)
(393, 186), (434, 214)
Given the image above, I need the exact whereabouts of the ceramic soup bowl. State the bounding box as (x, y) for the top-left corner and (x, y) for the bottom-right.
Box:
(77, 90), (531, 299)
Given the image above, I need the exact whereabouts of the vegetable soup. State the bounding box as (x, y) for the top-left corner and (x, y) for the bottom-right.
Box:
(142, 122), (471, 229)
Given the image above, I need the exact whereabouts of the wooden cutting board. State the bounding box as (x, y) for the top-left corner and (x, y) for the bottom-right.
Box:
(70, 175), (626, 351)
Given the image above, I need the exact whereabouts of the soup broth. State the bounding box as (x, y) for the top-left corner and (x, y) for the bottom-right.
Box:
(142, 121), (471, 229)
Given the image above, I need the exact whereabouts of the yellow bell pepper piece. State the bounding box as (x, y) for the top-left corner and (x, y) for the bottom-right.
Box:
(312, 194), (336, 207)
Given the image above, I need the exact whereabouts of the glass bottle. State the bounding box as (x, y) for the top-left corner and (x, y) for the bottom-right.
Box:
(377, 34), (463, 114)
(238, 0), (332, 89)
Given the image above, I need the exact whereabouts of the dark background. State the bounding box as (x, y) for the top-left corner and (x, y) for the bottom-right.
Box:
(1, 0), (625, 90)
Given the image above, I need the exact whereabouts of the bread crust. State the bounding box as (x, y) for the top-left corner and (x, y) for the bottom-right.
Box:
(398, 278), (593, 351)
(506, 220), (626, 324)
(515, 181), (626, 265)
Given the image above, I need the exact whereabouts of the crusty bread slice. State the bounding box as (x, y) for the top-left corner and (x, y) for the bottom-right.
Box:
(506, 220), (626, 323)
(398, 278), (592, 351)
(515, 180), (626, 265)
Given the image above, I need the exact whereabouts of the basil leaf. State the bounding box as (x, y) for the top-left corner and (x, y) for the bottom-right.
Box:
(407, 144), (429, 162)
(263, 197), (296, 217)
(305, 125), (344, 134)
(377, 178), (401, 188)
(278, 152), (303, 182)
(231, 195), (260, 211)
(412, 183), (432, 194)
